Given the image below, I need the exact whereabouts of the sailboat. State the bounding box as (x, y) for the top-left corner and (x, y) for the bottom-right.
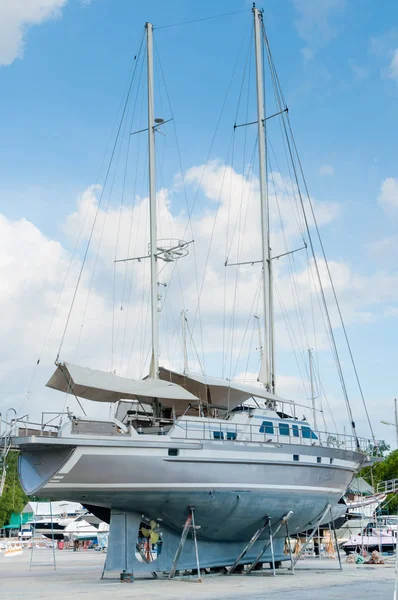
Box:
(4, 7), (378, 575)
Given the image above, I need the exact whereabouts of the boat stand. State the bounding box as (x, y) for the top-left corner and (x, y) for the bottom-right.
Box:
(168, 507), (201, 582)
(29, 500), (56, 571)
(291, 503), (331, 568)
(329, 506), (343, 571)
(246, 511), (293, 575)
(285, 516), (295, 575)
(226, 515), (270, 575)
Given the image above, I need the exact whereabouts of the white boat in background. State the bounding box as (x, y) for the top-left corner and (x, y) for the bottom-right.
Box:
(63, 516), (109, 542)
(342, 529), (396, 554)
(335, 477), (389, 542)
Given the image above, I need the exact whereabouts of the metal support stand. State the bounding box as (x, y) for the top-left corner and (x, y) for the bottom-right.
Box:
(29, 500), (56, 571)
(29, 514), (36, 571)
(50, 501), (56, 570)
(286, 519), (294, 575)
(269, 518), (276, 576)
(191, 508), (201, 581)
(169, 507), (201, 582)
(226, 516), (270, 575)
(329, 507), (342, 571)
(246, 511), (293, 574)
(291, 503), (331, 568)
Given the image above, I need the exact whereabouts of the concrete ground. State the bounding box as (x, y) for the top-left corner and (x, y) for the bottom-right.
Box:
(0, 549), (396, 599)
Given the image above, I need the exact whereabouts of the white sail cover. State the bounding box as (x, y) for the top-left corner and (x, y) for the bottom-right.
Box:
(159, 367), (295, 411)
(46, 362), (199, 404)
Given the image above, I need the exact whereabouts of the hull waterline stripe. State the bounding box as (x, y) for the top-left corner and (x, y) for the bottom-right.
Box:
(43, 482), (343, 493)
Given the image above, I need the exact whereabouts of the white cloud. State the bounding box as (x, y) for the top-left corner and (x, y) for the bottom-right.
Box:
(291, 0), (346, 47)
(378, 177), (398, 212)
(384, 306), (398, 317)
(348, 60), (369, 82)
(371, 29), (398, 58)
(318, 164), (334, 176)
(368, 234), (398, 262)
(0, 0), (67, 67)
(2, 161), (398, 437)
(387, 48), (398, 82)
(370, 31), (398, 83)
(301, 47), (315, 61)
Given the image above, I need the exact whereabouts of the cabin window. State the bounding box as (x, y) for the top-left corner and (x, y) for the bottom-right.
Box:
(292, 424), (300, 438)
(213, 431), (224, 440)
(317, 457), (322, 464)
(279, 423), (290, 436)
(330, 458), (334, 465)
(259, 421), (274, 434)
(301, 426), (318, 440)
(168, 448), (179, 456)
(227, 432), (237, 440)
(293, 454), (299, 462)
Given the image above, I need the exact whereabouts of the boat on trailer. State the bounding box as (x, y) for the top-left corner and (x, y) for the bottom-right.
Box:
(1, 6), (379, 577)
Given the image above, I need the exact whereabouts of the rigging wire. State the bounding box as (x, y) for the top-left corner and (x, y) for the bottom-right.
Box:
(223, 27), (253, 378)
(112, 46), (146, 372)
(153, 37), (207, 375)
(17, 40), (147, 413)
(56, 31), (145, 362)
(267, 152), (312, 381)
(285, 117), (376, 443)
(232, 273), (262, 378)
(154, 30), (250, 374)
(74, 59), (138, 366)
(262, 22), (361, 441)
(155, 9), (250, 30)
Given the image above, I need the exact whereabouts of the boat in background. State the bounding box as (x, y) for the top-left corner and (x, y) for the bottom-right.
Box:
(342, 527), (396, 555)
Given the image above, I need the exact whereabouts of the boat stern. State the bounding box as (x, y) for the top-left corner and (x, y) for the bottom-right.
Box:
(18, 443), (75, 495)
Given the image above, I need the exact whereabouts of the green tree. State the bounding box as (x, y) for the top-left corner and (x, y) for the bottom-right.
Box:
(0, 451), (28, 527)
(361, 449), (398, 514)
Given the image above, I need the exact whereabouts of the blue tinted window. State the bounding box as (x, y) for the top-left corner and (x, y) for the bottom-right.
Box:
(259, 421), (274, 434)
(213, 431), (224, 440)
(279, 423), (290, 436)
(292, 424), (300, 438)
(227, 432), (237, 440)
(301, 426), (318, 440)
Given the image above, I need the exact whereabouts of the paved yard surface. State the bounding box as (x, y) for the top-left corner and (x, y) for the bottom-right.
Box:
(0, 549), (395, 599)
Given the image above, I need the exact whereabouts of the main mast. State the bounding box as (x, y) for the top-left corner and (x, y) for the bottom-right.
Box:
(308, 348), (318, 430)
(146, 22), (159, 379)
(253, 6), (275, 392)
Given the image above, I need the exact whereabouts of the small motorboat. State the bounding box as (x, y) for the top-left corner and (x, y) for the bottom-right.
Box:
(342, 529), (396, 554)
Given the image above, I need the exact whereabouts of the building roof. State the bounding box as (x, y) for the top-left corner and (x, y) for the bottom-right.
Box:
(23, 501), (84, 517)
(2, 511), (33, 529)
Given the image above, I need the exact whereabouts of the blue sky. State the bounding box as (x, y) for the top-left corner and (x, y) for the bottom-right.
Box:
(1, 0), (398, 448)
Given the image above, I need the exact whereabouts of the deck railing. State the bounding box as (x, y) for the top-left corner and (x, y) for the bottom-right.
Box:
(4, 410), (383, 457)
(376, 479), (398, 494)
(171, 419), (380, 454)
